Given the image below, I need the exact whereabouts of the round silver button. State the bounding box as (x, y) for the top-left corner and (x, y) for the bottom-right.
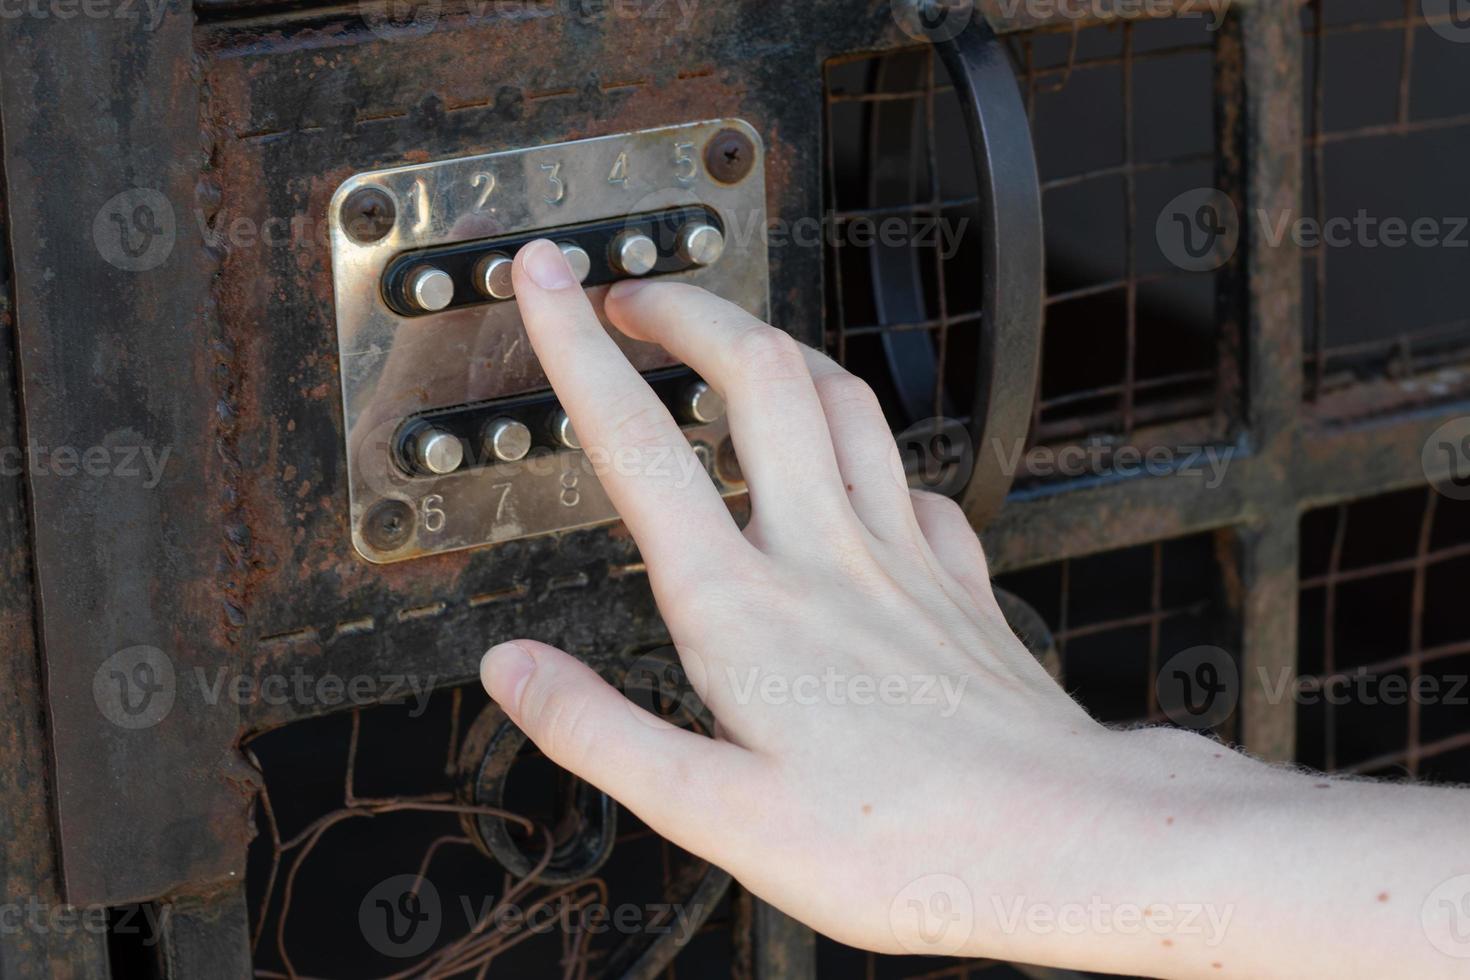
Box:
(550, 409), (580, 450)
(611, 231), (658, 276)
(414, 429), (464, 475)
(484, 418), (532, 462)
(558, 243), (592, 283)
(474, 253), (514, 300)
(408, 265), (455, 312)
(678, 223), (725, 267)
(685, 381), (725, 424)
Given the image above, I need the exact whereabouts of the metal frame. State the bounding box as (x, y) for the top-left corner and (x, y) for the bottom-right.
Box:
(2, 0), (1467, 976)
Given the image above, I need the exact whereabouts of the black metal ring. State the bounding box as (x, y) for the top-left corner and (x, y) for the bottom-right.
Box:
(456, 705), (617, 885)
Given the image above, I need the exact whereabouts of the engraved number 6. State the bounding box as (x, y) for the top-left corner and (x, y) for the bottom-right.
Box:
(421, 494), (447, 534)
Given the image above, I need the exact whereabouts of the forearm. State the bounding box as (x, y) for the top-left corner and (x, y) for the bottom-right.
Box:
(959, 728), (1468, 978)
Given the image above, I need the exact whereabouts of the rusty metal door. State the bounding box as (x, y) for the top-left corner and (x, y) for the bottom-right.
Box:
(2, 0), (1468, 977)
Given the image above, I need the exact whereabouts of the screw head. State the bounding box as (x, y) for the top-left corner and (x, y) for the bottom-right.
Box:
(341, 186), (397, 244)
(362, 498), (414, 551)
(704, 129), (756, 185)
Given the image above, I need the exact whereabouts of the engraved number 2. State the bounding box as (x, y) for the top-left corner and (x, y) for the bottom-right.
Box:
(471, 171), (496, 211)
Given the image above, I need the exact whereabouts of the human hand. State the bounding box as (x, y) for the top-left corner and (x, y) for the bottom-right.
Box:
(477, 238), (1134, 958)
(479, 239), (1470, 979)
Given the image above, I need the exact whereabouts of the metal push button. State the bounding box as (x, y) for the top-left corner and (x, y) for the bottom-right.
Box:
(611, 231), (658, 276)
(407, 266), (455, 311)
(549, 409), (580, 450)
(484, 418), (533, 462)
(474, 253), (515, 300)
(677, 223), (725, 267)
(558, 243), (591, 283)
(684, 381), (725, 424)
(414, 428), (465, 475)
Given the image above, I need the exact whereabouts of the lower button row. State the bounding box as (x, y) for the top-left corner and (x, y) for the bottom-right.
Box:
(408, 379), (717, 476)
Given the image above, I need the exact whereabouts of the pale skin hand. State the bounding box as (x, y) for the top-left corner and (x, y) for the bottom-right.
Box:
(480, 238), (1470, 979)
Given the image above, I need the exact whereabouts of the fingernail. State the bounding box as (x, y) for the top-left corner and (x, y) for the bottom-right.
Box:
(521, 239), (576, 290)
(607, 279), (649, 301)
(481, 642), (535, 708)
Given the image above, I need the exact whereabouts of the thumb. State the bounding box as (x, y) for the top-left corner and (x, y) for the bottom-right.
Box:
(479, 640), (761, 856)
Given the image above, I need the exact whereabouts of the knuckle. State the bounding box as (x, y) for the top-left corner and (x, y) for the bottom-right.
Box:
(913, 488), (966, 524)
(605, 402), (675, 452)
(817, 372), (883, 419)
(533, 686), (598, 770)
(729, 325), (806, 385)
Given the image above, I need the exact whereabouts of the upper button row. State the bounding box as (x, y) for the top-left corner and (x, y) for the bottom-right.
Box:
(404, 220), (725, 312)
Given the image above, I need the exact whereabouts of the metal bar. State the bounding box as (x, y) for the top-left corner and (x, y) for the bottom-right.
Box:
(0, 103), (112, 980)
(734, 894), (816, 980)
(160, 885), (254, 980)
(0, 9), (258, 905)
(1236, 517), (1300, 764)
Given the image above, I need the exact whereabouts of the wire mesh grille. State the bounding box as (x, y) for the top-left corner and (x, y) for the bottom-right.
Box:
(1302, 0), (1470, 409)
(822, 17), (1234, 484)
(1298, 485), (1470, 783)
(816, 531), (1234, 979)
(244, 683), (734, 979)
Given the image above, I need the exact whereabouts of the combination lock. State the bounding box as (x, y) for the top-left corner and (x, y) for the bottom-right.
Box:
(329, 119), (768, 563)
(385, 206), (727, 315)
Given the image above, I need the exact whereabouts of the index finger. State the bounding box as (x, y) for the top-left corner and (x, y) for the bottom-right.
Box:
(510, 239), (746, 573)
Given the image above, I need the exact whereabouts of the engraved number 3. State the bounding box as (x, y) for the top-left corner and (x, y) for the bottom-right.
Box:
(541, 161), (566, 205)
